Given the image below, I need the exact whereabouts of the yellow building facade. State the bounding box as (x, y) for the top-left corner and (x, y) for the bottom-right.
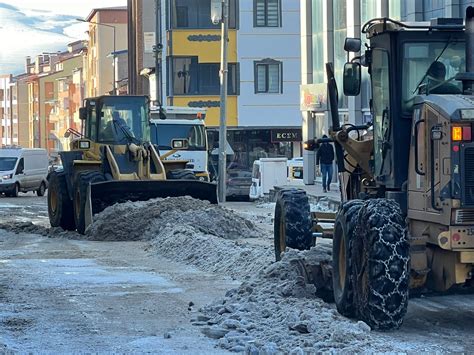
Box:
(168, 29), (238, 127)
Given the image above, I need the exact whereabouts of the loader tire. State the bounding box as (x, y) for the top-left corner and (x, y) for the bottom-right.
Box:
(48, 171), (76, 231)
(74, 171), (105, 235)
(274, 188), (313, 261)
(166, 169), (197, 180)
(332, 199), (364, 318)
(352, 198), (410, 330)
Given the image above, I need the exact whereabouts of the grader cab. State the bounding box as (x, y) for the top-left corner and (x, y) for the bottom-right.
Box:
(275, 8), (474, 330)
(47, 95), (217, 234)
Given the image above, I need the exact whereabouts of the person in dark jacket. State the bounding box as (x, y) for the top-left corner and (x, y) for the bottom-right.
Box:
(316, 135), (335, 193)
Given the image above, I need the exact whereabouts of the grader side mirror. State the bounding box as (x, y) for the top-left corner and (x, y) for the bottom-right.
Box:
(343, 62), (361, 96)
(79, 107), (87, 120)
(344, 37), (361, 53)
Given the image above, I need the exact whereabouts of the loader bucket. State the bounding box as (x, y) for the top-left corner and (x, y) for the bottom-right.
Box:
(90, 179), (217, 212)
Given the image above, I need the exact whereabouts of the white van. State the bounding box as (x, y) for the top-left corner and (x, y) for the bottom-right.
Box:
(0, 147), (49, 197)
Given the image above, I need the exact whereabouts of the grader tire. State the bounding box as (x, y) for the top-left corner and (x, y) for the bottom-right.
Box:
(352, 198), (410, 330)
(166, 169), (196, 180)
(48, 171), (75, 231)
(74, 171), (105, 235)
(274, 188), (313, 261)
(332, 200), (364, 318)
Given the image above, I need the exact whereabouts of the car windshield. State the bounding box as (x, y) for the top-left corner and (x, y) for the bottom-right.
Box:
(0, 157), (17, 171)
(402, 40), (465, 114)
(153, 123), (206, 150)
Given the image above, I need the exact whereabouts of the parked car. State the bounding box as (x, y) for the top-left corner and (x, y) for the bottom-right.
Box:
(0, 147), (49, 197)
(226, 169), (252, 200)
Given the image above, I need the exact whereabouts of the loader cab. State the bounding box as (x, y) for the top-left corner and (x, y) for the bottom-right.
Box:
(345, 18), (465, 191)
(80, 95), (151, 145)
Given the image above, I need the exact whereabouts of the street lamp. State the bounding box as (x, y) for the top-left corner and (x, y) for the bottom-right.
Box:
(76, 18), (117, 95)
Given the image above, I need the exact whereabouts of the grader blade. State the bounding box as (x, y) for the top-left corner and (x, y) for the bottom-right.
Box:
(88, 180), (218, 216)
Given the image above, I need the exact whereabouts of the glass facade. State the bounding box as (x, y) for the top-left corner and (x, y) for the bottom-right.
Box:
(360, 0), (378, 111)
(333, 0), (347, 109)
(423, 0), (445, 20)
(389, 0), (402, 20)
(311, 0), (324, 83)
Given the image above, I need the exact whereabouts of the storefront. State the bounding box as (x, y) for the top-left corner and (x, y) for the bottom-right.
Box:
(207, 126), (302, 175)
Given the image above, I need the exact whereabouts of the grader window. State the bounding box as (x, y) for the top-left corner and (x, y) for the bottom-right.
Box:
(402, 41), (465, 114)
(371, 49), (391, 177)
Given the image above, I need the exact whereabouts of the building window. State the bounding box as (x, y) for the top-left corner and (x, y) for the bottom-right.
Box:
(254, 59), (282, 93)
(171, 0), (237, 29)
(170, 57), (239, 95)
(254, 0), (281, 27)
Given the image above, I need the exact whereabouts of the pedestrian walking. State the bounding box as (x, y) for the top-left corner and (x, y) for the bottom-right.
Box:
(316, 135), (334, 193)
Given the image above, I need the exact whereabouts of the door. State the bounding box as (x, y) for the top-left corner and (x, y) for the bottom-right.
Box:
(371, 48), (392, 180)
(14, 157), (27, 189)
(424, 107), (443, 213)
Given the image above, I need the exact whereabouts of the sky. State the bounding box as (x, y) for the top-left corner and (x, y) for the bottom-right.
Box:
(0, 0), (126, 75)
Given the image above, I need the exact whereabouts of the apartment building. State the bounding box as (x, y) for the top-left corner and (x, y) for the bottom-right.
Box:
(12, 74), (32, 148)
(84, 7), (128, 97)
(128, 0), (302, 171)
(0, 75), (15, 146)
(26, 43), (85, 151)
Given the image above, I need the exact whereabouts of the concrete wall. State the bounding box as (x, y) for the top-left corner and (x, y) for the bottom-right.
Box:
(237, 0), (301, 127)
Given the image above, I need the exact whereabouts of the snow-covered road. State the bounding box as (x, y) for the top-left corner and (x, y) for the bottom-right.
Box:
(0, 194), (473, 352)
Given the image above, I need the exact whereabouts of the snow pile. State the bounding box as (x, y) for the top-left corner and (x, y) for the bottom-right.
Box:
(0, 221), (75, 239)
(310, 198), (337, 212)
(146, 225), (273, 279)
(255, 202), (276, 210)
(86, 196), (263, 241)
(195, 248), (392, 353)
(0, 222), (49, 236)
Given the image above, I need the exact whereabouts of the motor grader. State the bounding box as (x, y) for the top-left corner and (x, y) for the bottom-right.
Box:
(47, 95), (217, 234)
(275, 9), (474, 330)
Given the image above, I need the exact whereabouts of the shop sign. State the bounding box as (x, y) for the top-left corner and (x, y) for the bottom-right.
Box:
(271, 129), (302, 142)
(300, 84), (327, 112)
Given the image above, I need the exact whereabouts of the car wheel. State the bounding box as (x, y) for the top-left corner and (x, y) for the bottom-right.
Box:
(37, 182), (46, 197)
(11, 183), (19, 197)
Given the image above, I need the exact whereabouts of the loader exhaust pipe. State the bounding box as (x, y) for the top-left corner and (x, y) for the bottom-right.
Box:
(464, 6), (474, 93)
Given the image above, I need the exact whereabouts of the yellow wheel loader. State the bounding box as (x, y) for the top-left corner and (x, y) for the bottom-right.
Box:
(275, 8), (474, 330)
(47, 95), (217, 234)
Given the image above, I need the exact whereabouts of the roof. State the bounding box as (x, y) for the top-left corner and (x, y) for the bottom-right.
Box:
(364, 18), (464, 39)
(415, 94), (474, 120)
(85, 6), (127, 22)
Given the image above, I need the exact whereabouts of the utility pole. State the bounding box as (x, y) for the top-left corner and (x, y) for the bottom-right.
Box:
(154, 0), (163, 110)
(217, 0), (229, 203)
